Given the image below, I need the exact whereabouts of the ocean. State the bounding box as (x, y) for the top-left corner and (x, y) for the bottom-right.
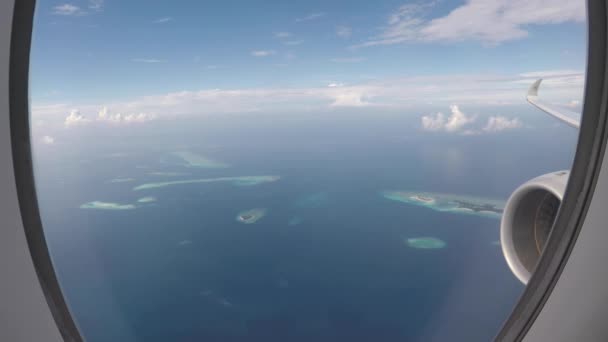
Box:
(33, 107), (577, 341)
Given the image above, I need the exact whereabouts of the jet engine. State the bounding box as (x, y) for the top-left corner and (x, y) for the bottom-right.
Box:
(501, 171), (569, 284)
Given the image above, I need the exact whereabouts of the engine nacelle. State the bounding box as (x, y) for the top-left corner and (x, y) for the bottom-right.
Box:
(501, 171), (569, 284)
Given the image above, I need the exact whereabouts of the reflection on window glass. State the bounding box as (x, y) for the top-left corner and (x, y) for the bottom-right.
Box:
(30, 1), (585, 341)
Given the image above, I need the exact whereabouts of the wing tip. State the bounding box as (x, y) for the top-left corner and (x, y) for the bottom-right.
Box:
(527, 78), (543, 98)
(524, 78), (581, 129)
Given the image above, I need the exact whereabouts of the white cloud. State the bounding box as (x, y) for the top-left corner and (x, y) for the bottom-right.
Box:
(41, 135), (55, 145)
(355, 3), (429, 47)
(64, 107), (155, 128)
(330, 57), (366, 63)
(567, 99), (581, 108)
(64, 109), (89, 127)
(97, 106), (108, 120)
(89, 0), (103, 11)
(251, 50), (276, 57)
(336, 26), (352, 38)
(154, 17), (172, 24)
(421, 112), (447, 131)
(327, 83), (345, 88)
(131, 58), (164, 63)
(482, 116), (522, 132)
(283, 40), (304, 46)
(422, 105), (476, 132)
(444, 105), (476, 132)
(296, 12), (326, 22)
(274, 31), (292, 38)
(52, 4), (83, 16)
(422, 105), (522, 134)
(357, 0), (585, 46)
(96, 107), (155, 123)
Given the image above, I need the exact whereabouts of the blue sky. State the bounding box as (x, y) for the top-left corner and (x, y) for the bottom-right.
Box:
(30, 0), (587, 137)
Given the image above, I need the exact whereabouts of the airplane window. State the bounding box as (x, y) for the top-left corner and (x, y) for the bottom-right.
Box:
(29, 1), (586, 341)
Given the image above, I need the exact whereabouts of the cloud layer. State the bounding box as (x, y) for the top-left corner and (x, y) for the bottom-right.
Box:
(33, 69), (582, 128)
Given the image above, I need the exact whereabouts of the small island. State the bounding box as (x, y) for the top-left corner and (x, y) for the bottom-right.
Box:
(382, 190), (505, 219)
(405, 237), (446, 249)
(80, 201), (136, 210)
(137, 196), (157, 203)
(236, 208), (267, 224)
(148, 171), (189, 177)
(231, 175), (281, 187)
(133, 175), (280, 191)
(410, 195), (435, 204)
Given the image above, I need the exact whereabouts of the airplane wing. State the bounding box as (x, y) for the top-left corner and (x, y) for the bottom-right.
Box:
(526, 79), (581, 129)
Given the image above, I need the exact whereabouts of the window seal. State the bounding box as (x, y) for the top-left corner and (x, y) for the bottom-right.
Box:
(496, 1), (608, 340)
(9, 0), (84, 341)
(9, 1), (605, 341)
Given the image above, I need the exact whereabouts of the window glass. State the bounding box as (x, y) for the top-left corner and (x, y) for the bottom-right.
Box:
(30, 1), (586, 341)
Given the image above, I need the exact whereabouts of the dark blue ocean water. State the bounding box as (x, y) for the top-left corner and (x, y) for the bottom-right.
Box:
(34, 108), (577, 341)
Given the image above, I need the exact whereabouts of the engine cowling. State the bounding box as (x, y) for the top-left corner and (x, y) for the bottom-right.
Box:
(501, 171), (569, 284)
